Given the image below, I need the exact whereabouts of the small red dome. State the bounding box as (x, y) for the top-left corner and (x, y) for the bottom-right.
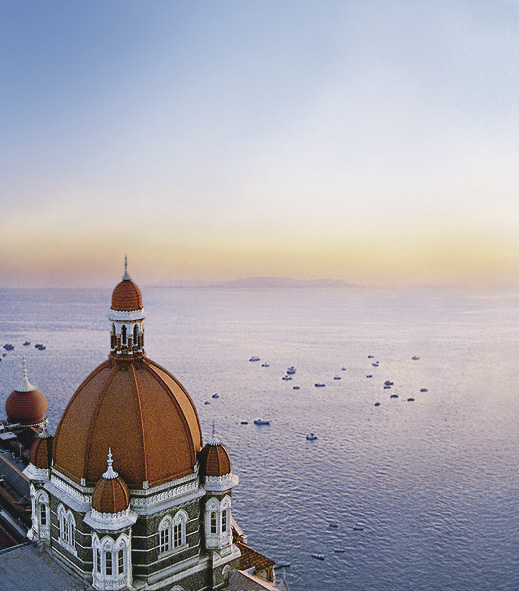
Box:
(6, 387), (47, 426)
(92, 474), (130, 514)
(198, 442), (231, 477)
(30, 433), (54, 469)
(111, 279), (143, 312)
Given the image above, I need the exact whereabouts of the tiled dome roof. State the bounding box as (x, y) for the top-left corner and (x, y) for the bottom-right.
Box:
(92, 452), (130, 514)
(198, 440), (231, 477)
(111, 278), (143, 312)
(29, 426), (53, 469)
(5, 365), (47, 426)
(52, 356), (203, 488)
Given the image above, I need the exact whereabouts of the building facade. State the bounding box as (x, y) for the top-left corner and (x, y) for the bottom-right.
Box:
(19, 264), (278, 591)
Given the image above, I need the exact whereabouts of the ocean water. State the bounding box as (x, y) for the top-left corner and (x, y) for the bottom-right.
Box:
(0, 285), (518, 591)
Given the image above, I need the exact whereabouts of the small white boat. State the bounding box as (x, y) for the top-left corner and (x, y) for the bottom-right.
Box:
(254, 418), (270, 425)
(311, 553), (325, 560)
(262, 363), (270, 367)
(353, 525), (364, 531)
(249, 356), (260, 362)
(315, 383), (325, 388)
(212, 393), (219, 398)
(306, 433), (318, 441)
(282, 375), (292, 381)
(334, 548), (346, 553)
(286, 366), (296, 374)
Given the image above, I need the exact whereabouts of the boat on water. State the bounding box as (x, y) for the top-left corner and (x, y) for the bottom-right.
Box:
(420, 388), (428, 392)
(306, 433), (318, 441)
(274, 562), (291, 569)
(366, 375), (373, 378)
(286, 366), (296, 374)
(3, 344), (14, 351)
(293, 386), (300, 390)
(374, 402), (381, 406)
(328, 522), (338, 528)
(249, 356), (260, 362)
(311, 554), (325, 560)
(353, 525), (364, 531)
(212, 393), (219, 398)
(333, 376), (341, 380)
(372, 362), (379, 367)
(254, 418), (270, 425)
(334, 548), (346, 553)
(368, 355), (374, 358)
(204, 401), (210, 405)
(390, 394), (399, 398)
(341, 367), (346, 371)
(23, 341), (31, 346)
(412, 356), (420, 360)
(282, 375), (292, 381)
(407, 398), (415, 402)
(35, 344), (46, 350)
(315, 383), (325, 388)
(261, 363), (270, 367)
(384, 380), (394, 386)
(240, 421), (248, 425)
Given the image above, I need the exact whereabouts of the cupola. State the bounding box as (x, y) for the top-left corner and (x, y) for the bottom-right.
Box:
(107, 257), (147, 355)
(198, 424), (232, 478)
(29, 417), (54, 470)
(92, 449), (130, 515)
(5, 358), (47, 426)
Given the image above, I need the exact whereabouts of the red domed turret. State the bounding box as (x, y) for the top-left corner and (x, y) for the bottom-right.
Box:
(29, 420), (53, 469)
(5, 359), (47, 426)
(92, 450), (130, 514)
(198, 425), (231, 478)
(110, 256), (143, 312)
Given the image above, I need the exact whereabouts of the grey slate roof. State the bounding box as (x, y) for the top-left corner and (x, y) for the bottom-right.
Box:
(0, 452), (30, 500)
(0, 543), (89, 590)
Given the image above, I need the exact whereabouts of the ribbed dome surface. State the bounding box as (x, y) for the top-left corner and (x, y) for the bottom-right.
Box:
(30, 434), (54, 469)
(52, 356), (203, 488)
(111, 279), (143, 311)
(5, 388), (47, 426)
(92, 475), (130, 514)
(198, 442), (231, 477)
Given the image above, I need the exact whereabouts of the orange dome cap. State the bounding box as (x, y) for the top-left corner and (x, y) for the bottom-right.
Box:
(5, 359), (47, 426)
(198, 425), (231, 477)
(92, 450), (130, 514)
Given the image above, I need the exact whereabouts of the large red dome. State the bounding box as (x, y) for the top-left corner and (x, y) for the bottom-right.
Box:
(52, 355), (202, 488)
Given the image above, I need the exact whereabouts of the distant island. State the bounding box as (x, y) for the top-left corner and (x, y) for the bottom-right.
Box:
(150, 277), (360, 289)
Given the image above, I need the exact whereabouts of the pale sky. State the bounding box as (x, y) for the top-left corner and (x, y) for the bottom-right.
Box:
(1, 0), (519, 288)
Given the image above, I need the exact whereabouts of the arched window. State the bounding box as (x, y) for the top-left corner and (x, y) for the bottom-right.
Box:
(158, 516), (172, 554)
(210, 511), (217, 534)
(173, 510), (187, 549)
(117, 549), (124, 575)
(57, 504), (76, 554)
(105, 549), (113, 576)
(121, 325), (127, 344)
(133, 324), (138, 344)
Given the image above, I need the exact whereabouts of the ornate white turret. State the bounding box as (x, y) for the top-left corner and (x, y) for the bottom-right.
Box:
(17, 357), (35, 392)
(107, 257), (147, 355)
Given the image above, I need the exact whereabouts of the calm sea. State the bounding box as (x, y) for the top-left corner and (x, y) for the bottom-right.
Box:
(0, 286), (518, 591)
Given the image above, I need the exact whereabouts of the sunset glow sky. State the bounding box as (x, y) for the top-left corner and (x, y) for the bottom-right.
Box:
(2, 1), (519, 287)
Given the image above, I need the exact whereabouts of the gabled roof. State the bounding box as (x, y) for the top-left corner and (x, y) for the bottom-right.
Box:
(236, 540), (276, 572)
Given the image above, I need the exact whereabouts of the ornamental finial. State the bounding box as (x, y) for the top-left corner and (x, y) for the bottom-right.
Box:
(16, 356), (35, 392)
(39, 414), (51, 439)
(123, 255), (130, 280)
(103, 447), (119, 479)
(209, 421), (220, 445)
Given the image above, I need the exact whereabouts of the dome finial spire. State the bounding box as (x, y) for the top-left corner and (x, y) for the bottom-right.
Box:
(17, 356), (35, 392)
(123, 255), (130, 280)
(103, 447), (119, 479)
(209, 420), (220, 445)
